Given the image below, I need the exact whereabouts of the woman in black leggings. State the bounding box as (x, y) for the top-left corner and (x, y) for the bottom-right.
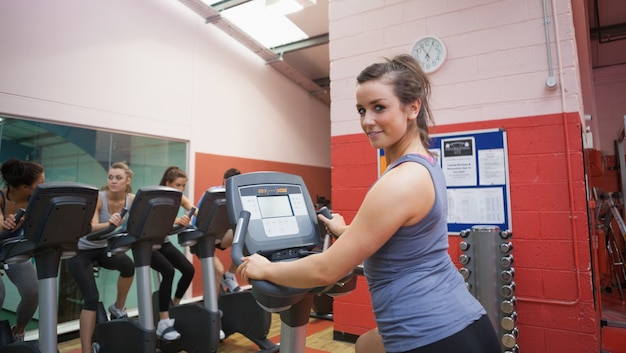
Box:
(152, 166), (196, 341)
(67, 161), (136, 353)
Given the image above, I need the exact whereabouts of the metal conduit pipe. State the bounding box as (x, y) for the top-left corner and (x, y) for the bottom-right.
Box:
(543, 0), (559, 88)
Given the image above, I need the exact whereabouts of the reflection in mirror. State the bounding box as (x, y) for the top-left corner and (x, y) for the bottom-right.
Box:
(0, 114), (187, 329)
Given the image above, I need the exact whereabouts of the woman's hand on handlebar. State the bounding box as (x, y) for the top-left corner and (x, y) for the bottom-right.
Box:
(108, 212), (124, 227)
(237, 253), (271, 284)
(175, 214), (191, 227)
(317, 212), (347, 237)
(2, 213), (19, 231)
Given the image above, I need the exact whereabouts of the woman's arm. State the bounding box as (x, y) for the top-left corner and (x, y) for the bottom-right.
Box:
(239, 162), (435, 288)
(180, 195), (195, 214)
(0, 193), (17, 231)
(174, 195), (195, 226)
(0, 207), (14, 231)
(89, 194), (128, 231)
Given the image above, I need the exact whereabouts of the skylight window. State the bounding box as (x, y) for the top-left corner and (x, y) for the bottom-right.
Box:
(201, 0), (310, 49)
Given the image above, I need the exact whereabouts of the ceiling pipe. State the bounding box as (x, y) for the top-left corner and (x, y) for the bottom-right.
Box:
(271, 33), (329, 54)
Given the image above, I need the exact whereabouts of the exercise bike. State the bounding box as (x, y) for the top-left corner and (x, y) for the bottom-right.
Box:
(0, 182), (99, 353)
(86, 186), (182, 353)
(226, 172), (357, 353)
(159, 186), (278, 353)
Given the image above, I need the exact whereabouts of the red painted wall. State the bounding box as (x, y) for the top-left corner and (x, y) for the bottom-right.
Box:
(332, 113), (599, 352)
(191, 153), (331, 297)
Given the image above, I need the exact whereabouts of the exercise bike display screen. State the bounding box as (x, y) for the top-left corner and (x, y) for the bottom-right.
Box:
(226, 172), (320, 258)
(257, 195), (292, 218)
(239, 184), (308, 238)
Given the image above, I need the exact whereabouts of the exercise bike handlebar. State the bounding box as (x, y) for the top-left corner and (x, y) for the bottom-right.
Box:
(0, 208), (26, 241)
(230, 210), (250, 268)
(312, 207), (355, 295)
(317, 206), (332, 219)
(168, 207), (197, 235)
(316, 206), (334, 251)
(231, 210), (315, 298)
(85, 208), (129, 241)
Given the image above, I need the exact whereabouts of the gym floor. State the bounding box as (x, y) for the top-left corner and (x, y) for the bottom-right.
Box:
(57, 313), (356, 353)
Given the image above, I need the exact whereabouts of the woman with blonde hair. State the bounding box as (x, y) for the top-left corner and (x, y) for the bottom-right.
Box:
(67, 161), (136, 353)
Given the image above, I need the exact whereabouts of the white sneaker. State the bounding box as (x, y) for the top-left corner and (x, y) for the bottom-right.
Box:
(220, 329), (226, 340)
(156, 318), (181, 341)
(108, 303), (127, 319)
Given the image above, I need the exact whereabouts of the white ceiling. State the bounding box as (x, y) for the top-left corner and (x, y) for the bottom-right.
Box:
(180, 0), (330, 105)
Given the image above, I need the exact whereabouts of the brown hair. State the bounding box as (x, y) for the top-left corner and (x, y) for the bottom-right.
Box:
(223, 168), (241, 180)
(356, 54), (434, 150)
(159, 166), (187, 186)
(0, 159), (44, 200)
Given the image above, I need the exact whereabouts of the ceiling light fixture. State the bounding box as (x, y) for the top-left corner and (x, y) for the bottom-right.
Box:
(265, 0), (316, 15)
(214, 0), (309, 48)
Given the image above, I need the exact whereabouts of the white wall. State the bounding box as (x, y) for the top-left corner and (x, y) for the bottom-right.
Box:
(0, 0), (330, 171)
(329, 0), (583, 137)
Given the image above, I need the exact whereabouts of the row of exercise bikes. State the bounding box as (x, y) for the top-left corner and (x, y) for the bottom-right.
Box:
(0, 171), (356, 353)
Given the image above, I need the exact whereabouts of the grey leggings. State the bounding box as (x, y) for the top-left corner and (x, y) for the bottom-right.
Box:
(0, 261), (39, 326)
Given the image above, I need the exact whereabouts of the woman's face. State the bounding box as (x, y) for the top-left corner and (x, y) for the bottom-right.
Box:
(107, 168), (130, 192)
(166, 177), (187, 192)
(356, 80), (414, 150)
(24, 172), (45, 195)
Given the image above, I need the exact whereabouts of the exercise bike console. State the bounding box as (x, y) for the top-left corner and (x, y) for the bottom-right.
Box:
(228, 172), (356, 353)
(227, 173), (320, 259)
(227, 172), (323, 308)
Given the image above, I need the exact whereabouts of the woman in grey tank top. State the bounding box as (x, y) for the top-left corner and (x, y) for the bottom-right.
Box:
(236, 55), (501, 353)
(66, 161), (136, 353)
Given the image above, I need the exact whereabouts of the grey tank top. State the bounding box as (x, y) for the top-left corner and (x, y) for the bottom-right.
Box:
(78, 191), (130, 250)
(364, 154), (485, 352)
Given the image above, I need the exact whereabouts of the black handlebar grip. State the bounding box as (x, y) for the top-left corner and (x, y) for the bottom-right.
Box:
(0, 208), (27, 240)
(85, 208), (128, 241)
(317, 206), (337, 241)
(317, 206), (333, 219)
(170, 206), (198, 234)
(14, 208), (26, 223)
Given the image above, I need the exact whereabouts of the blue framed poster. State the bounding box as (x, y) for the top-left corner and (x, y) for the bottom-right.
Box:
(378, 128), (511, 234)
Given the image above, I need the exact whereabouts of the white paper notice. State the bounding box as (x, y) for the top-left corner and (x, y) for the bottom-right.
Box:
(447, 187), (505, 224)
(442, 137), (477, 187)
(478, 149), (505, 185)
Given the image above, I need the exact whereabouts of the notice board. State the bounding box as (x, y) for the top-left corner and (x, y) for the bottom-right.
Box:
(378, 128), (511, 234)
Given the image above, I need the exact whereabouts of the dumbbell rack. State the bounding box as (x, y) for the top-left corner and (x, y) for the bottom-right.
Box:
(458, 226), (518, 353)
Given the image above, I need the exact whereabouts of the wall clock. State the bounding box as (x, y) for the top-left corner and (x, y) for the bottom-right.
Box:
(410, 36), (447, 73)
